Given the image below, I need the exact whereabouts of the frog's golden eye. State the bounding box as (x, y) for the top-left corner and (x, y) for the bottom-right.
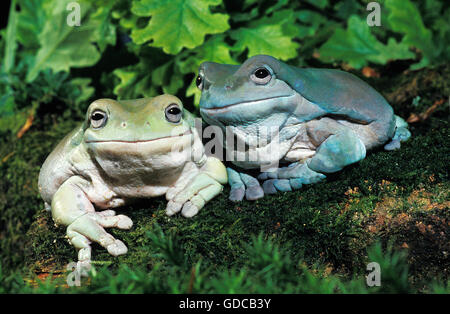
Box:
(90, 110), (107, 129)
(196, 74), (203, 90)
(165, 104), (182, 123)
(251, 67), (271, 85)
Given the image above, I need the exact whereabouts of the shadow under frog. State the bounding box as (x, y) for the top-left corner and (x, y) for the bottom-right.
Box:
(196, 55), (411, 202)
(38, 95), (227, 270)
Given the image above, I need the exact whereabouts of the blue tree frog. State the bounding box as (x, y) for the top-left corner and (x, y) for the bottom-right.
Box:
(196, 55), (410, 201)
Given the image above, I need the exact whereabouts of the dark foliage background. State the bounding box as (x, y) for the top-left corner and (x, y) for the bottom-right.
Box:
(0, 0), (448, 293)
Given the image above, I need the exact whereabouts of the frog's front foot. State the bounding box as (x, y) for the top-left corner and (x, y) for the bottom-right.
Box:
(66, 210), (133, 272)
(258, 162), (326, 194)
(165, 173), (224, 217)
(165, 157), (227, 217)
(227, 168), (264, 202)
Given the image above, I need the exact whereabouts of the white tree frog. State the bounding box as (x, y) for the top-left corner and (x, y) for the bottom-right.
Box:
(38, 95), (227, 269)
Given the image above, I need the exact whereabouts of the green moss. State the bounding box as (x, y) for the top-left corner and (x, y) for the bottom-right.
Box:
(1, 65), (449, 292)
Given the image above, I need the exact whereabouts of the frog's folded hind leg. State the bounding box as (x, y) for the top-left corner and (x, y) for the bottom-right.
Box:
(51, 176), (131, 272)
(384, 115), (411, 151)
(258, 128), (365, 193)
(307, 128), (366, 173)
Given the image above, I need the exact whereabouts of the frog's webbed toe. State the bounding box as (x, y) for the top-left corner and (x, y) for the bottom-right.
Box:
(227, 168), (264, 201)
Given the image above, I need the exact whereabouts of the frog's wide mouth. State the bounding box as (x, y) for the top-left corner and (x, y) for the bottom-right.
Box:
(201, 94), (295, 114)
(85, 129), (192, 144)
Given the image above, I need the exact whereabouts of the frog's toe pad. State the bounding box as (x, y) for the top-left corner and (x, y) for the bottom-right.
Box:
(384, 139), (401, 151)
(116, 215), (133, 230)
(245, 185), (264, 201)
(262, 179), (293, 194)
(181, 201), (199, 218)
(166, 201), (183, 216)
(262, 180), (277, 194)
(288, 178), (303, 190)
(106, 239), (128, 256)
(229, 187), (245, 202)
(274, 179), (292, 192)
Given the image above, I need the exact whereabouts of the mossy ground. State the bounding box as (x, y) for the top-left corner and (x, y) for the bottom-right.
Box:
(0, 64), (449, 293)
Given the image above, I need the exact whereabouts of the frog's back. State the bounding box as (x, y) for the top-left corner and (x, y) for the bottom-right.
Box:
(38, 125), (84, 204)
(285, 67), (396, 147)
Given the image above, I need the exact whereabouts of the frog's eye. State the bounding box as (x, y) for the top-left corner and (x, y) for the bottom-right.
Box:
(251, 67), (271, 85)
(195, 75), (203, 90)
(90, 110), (107, 129)
(165, 104), (182, 123)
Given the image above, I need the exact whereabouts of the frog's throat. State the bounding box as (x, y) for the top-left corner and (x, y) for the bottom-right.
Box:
(201, 94), (295, 113)
(85, 129), (192, 143)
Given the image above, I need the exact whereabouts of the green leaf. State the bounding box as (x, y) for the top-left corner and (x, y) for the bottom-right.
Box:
(0, 90), (15, 117)
(385, 0), (435, 69)
(369, 38), (415, 65)
(266, 0), (290, 15)
(131, 0), (230, 54)
(231, 24), (299, 61)
(70, 78), (95, 106)
(113, 65), (156, 100)
(112, 47), (176, 100)
(178, 35), (236, 75)
(0, 107), (28, 135)
(152, 61), (184, 95)
(0, 31), (5, 63)
(333, 0), (362, 20)
(318, 15), (414, 68)
(90, 3), (117, 52)
(3, 0), (18, 73)
(16, 0), (50, 50)
(25, 0), (112, 82)
(295, 10), (328, 38)
(250, 9), (299, 38)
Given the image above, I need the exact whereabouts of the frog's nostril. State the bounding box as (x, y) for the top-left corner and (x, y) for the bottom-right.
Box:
(121, 122), (127, 128)
(146, 121), (150, 127)
(225, 85), (231, 90)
